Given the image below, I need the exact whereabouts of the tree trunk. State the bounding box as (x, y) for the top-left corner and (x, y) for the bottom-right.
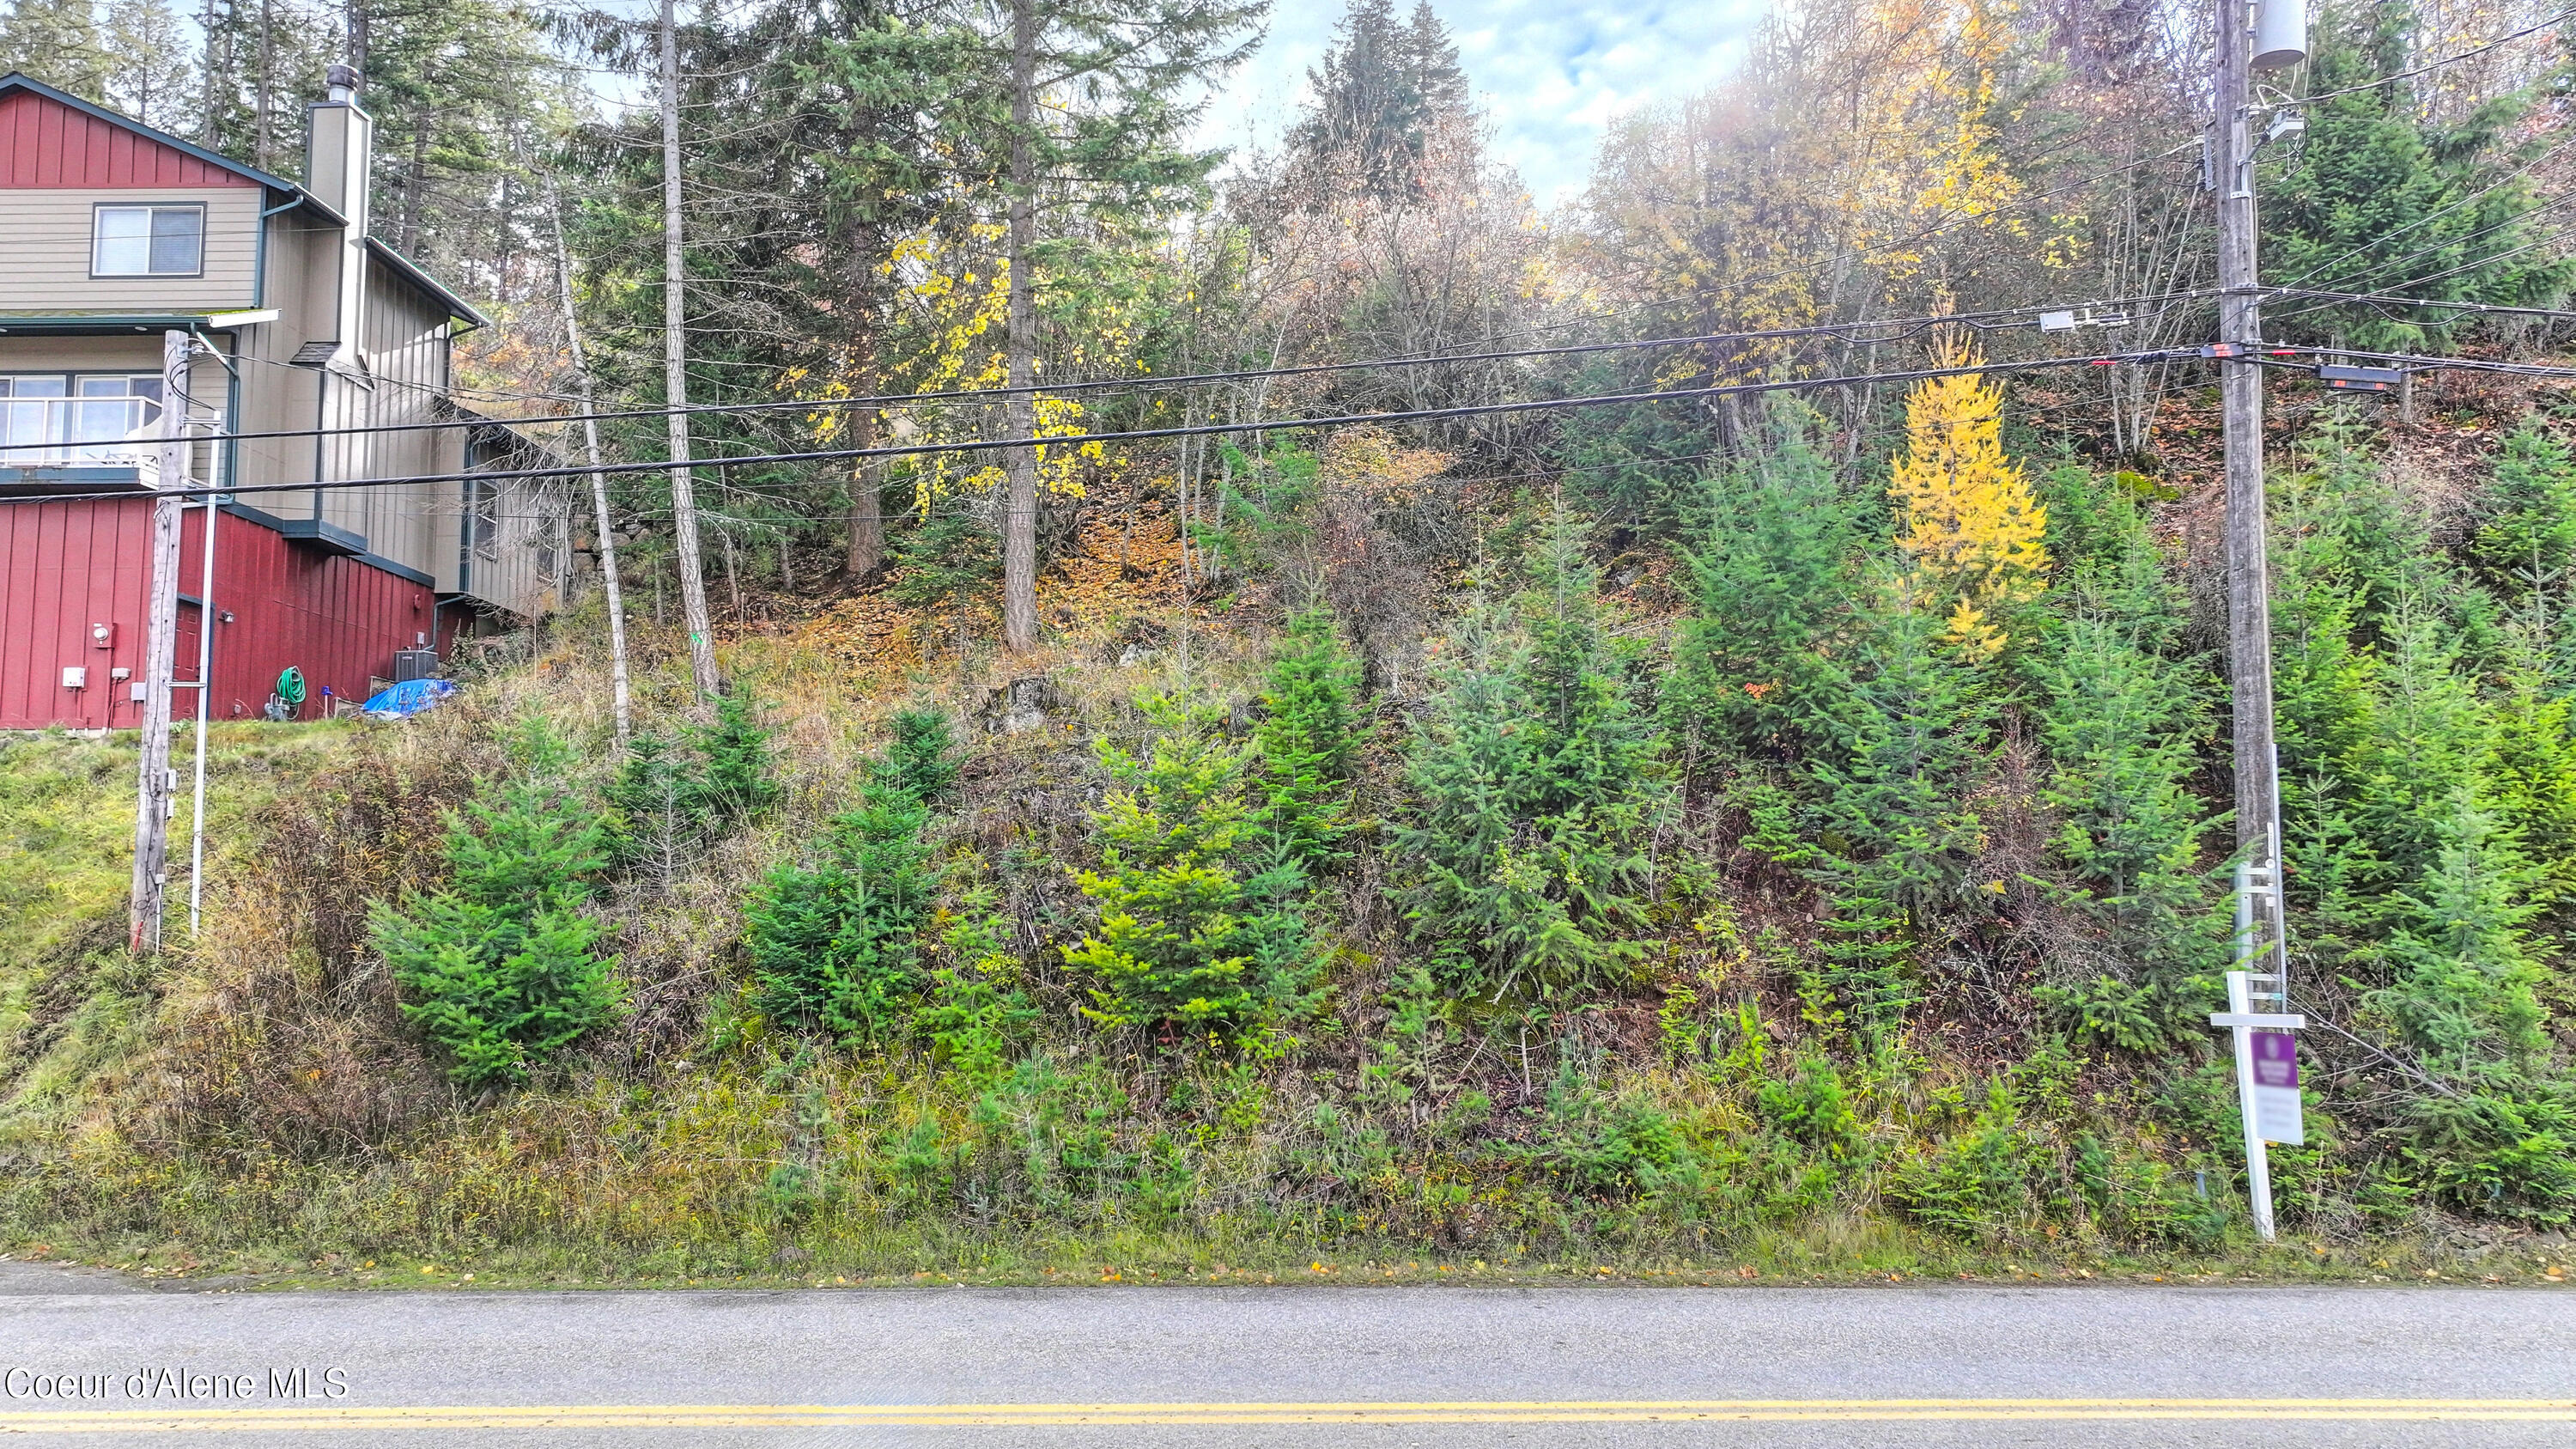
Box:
(252, 0), (272, 169)
(999, 0), (1040, 654)
(661, 0), (721, 702)
(844, 306), (885, 575)
(345, 0), (368, 79)
(549, 177), (632, 746)
(399, 115), (428, 256)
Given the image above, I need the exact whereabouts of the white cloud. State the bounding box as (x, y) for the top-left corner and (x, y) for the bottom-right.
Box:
(1193, 1), (1765, 207)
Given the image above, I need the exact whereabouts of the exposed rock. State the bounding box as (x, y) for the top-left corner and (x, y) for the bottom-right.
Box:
(981, 676), (1070, 735)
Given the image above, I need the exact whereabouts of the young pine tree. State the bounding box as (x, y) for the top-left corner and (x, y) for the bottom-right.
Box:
(605, 691), (781, 874)
(1065, 696), (1318, 1038)
(2474, 420), (2576, 641)
(369, 721), (622, 1089)
(1800, 582), (1992, 1038)
(1397, 511), (1673, 997)
(744, 715), (952, 1045)
(1254, 607), (1365, 872)
(875, 706), (960, 804)
(2374, 795), (2549, 1077)
(1664, 410), (1866, 770)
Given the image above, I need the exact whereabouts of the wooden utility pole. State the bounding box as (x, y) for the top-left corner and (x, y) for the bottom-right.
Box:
(999, 0), (1041, 654)
(661, 0), (721, 701)
(550, 179), (633, 745)
(2215, 0), (2287, 981)
(130, 329), (190, 954)
(2213, 0), (2298, 1244)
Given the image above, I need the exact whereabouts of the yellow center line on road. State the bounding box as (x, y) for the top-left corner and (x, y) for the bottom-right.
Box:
(2, 1399), (2575, 1433)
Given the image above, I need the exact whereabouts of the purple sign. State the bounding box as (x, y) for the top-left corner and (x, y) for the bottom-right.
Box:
(2251, 1029), (2297, 1088)
(2249, 1030), (2304, 1146)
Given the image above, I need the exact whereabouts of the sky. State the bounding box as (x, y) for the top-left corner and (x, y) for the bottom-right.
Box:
(1194, 0), (1772, 210)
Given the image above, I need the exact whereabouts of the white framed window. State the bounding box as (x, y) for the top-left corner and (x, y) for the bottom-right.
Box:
(91, 204), (205, 277)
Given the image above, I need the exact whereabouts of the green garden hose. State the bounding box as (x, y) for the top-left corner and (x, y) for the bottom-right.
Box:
(276, 667), (307, 707)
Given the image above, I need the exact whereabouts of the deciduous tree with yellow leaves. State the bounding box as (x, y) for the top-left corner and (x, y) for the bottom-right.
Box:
(1889, 332), (2048, 656)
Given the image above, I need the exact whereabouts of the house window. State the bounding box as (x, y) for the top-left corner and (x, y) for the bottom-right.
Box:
(0, 374), (163, 468)
(465, 478), (500, 563)
(92, 204), (205, 277)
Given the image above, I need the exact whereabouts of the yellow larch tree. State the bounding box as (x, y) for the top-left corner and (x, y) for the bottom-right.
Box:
(1889, 331), (2048, 657)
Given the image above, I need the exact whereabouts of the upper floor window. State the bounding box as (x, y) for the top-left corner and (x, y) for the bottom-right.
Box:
(92, 204), (204, 277)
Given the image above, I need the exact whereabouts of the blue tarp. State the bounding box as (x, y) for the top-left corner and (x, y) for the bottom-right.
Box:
(362, 678), (456, 719)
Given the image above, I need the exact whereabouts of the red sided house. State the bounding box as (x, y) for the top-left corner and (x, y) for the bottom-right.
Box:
(0, 70), (565, 730)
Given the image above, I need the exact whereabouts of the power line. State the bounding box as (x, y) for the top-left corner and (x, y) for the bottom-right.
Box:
(3, 348), (2201, 508)
(2251, 341), (2576, 379)
(2279, 8), (2576, 108)
(185, 289), (2224, 452)
(2265, 284), (2576, 321)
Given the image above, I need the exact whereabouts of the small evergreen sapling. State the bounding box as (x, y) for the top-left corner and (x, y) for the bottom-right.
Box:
(369, 721), (622, 1089)
(744, 709), (955, 1046)
(1396, 511), (1672, 997)
(1254, 607), (1364, 872)
(605, 691), (781, 872)
(1065, 695), (1323, 1038)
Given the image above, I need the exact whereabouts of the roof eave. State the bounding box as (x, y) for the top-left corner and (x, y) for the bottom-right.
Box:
(361, 237), (493, 332)
(0, 313), (265, 334)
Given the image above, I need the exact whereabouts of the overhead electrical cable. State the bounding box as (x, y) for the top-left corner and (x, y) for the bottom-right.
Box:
(187, 289), (2226, 452)
(2276, 8), (2576, 108)
(5, 348), (2201, 508)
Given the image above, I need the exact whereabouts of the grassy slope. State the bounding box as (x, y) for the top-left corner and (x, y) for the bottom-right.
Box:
(0, 636), (2563, 1293)
(0, 723), (347, 1148)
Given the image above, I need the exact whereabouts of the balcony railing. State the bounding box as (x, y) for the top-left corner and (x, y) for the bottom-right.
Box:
(0, 398), (224, 488)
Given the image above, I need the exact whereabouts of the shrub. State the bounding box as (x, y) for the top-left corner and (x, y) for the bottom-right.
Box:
(1254, 608), (1365, 873)
(1065, 695), (1321, 1039)
(744, 710), (955, 1045)
(746, 788), (938, 1045)
(605, 691), (780, 873)
(368, 721), (621, 1089)
(1395, 512), (1671, 996)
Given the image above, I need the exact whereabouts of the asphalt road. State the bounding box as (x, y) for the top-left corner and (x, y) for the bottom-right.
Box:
(1, 1263), (2571, 1446)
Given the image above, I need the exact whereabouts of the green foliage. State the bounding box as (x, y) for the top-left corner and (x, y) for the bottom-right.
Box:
(744, 716), (953, 1045)
(746, 787), (937, 1045)
(1396, 511), (1673, 996)
(2263, 1), (2574, 350)
(1664, 411), (1866, 770)
(1254, 607), (1365, 872)
(887, 516), (1002, 613)
(916, 889), (1040, 1087)
(2373, 797), (2549, 1075)
(875, 707), (960, 804)
(1065, 696), (1321, 1038)
(369, 721), (620, 1088)
(605, 692), (781, 872)
(2474, 422), (2576, 618)
(1758, 1054), (1862, 1159)
(2024, 476), (2221, 1043)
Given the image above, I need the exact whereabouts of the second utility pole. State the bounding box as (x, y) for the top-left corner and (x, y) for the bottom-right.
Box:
(660, 0), (720, 702)
(2215, 0), (2287, 977)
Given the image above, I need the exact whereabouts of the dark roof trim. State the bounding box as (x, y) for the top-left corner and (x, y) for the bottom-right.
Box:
(2, 71), (300, 192)
(364, 238), (492, 332)
(0, 313), (246, 333)
(223, 501), (435, 588)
